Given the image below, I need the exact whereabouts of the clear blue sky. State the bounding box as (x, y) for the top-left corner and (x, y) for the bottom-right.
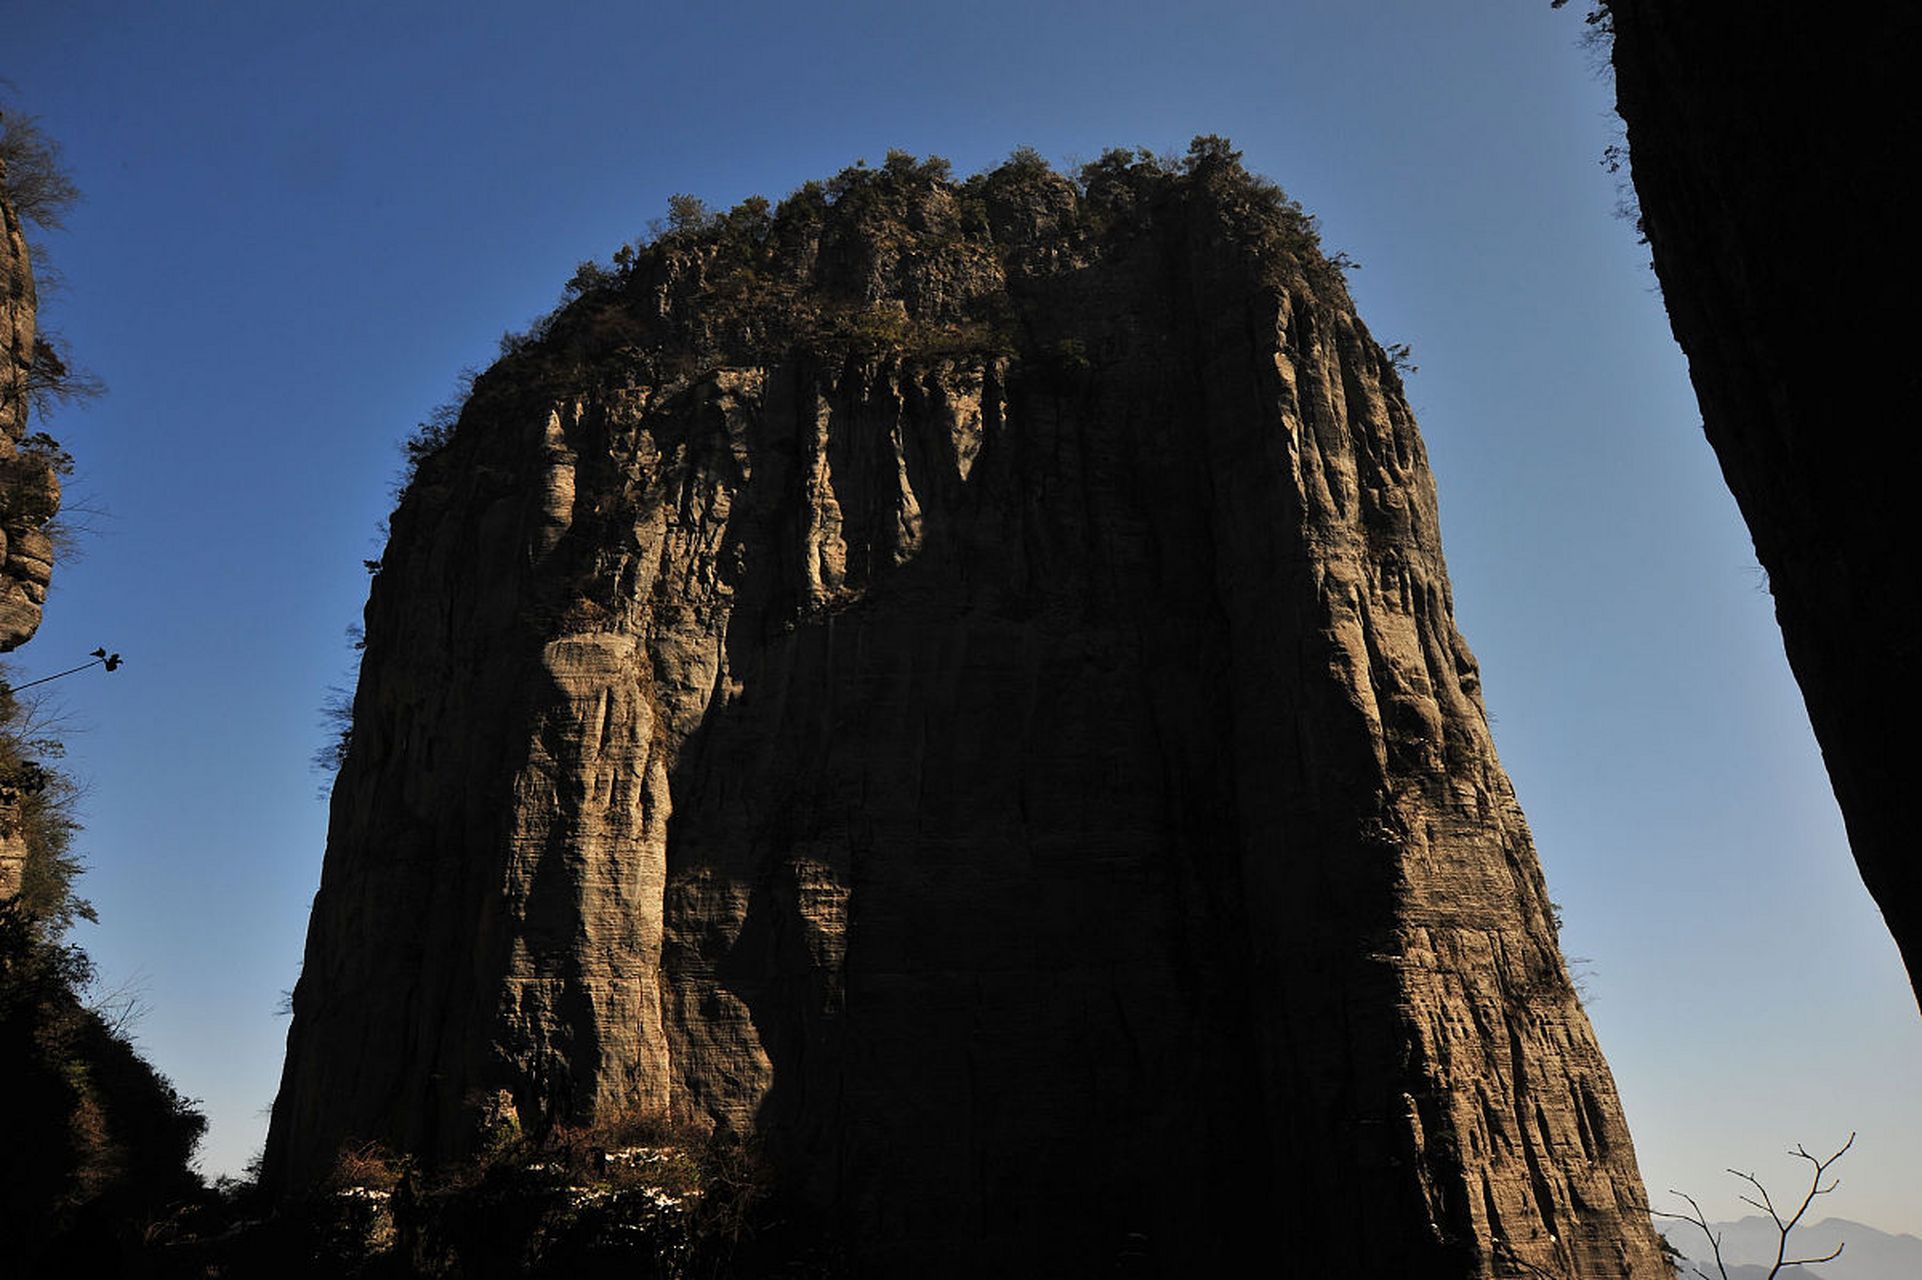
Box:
(9, 1), (1917, 1236)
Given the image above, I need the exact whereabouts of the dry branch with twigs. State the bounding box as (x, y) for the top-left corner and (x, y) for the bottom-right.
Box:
(1654, 1134), (1854, 1280)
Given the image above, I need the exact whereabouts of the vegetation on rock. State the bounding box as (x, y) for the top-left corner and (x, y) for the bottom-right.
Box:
(399, 137), (1350, 492)
(144, 1116), (834, 1278)
(0, 106), (103, 424)
(0, 680), (208, 1271)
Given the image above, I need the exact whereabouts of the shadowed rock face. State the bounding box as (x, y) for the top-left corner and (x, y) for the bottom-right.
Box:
(0, 164), (60, 656)
(1604, 3), (1922, 1008)
(267, 149), (1665, 1276)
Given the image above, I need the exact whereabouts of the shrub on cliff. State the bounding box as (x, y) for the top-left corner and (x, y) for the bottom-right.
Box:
(0, 681), (91, 933)
(2, 106), (104, 424)
(384, 136), (1345, 512)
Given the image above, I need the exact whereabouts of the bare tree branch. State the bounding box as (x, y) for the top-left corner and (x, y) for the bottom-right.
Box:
(87, 968), (153, 1038)
(25, 331), (104, 422)
(1656, 1137), (1855, 1280)
(0, 108), (81, 230)
(1780, 1243), (1845, 1268)
(1765, 1134), (1854, 1277)
(1654, 1190), (1732, 1280)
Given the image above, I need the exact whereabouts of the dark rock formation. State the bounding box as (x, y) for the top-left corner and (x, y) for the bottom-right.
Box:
(268, 144), (1665, 1276)
(1602, 3), (1922, 1008)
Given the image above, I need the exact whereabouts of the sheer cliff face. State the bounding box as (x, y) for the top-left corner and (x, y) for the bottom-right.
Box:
(269, 151), (1664, 1276)
(2, 166), (60, 904)
(1604, 3), (1922, 1009)
(0, 167), (59, 655)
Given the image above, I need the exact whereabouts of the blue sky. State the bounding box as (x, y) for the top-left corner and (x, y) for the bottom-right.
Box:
(9, 1), (1917, 1235)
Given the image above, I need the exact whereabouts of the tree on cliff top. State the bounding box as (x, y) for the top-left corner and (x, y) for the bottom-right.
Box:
(1, 102), (104, 426)
(0, 107), (80, 229)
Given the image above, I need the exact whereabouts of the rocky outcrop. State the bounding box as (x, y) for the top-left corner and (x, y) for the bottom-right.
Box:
(268, 144), (1665, 1276)
(1, 155), (61, 904)
(1603, 3), (1922, 1008)
(2, 137), (207, 1272)
(0, 151), (59, 657)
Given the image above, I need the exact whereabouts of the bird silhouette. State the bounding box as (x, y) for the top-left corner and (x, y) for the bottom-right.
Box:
(11, 649), (125, 691)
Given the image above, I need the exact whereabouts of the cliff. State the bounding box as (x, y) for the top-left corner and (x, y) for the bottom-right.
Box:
(1602, 3), (1922, 1007)
(1, 122), (207, 1273)
(268, 142), (1665, 1277)
(1, 134), (62, 908)
(0, 143), (60, 657)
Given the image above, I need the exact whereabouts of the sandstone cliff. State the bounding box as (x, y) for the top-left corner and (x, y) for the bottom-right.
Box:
(0, 144), (60, 657)
(1, 138), (63, 904)
(268, 142), (1665, 1277)
(1602, 3), (1922, 1008)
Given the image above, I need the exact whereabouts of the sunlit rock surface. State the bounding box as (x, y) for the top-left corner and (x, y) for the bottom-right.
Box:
(0, 155), (59, 657)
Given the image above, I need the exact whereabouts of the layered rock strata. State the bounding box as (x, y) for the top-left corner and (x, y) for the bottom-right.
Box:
(0, 150), (60, 657)
(1, 154), (62, 902)
(268, 146), (1665, 1276)
(1603, 1), (1922, 1008)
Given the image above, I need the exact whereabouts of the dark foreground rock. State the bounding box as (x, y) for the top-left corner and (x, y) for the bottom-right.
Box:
(1602, 2), (1922, 1007)
(267, 142), (1666, 1277)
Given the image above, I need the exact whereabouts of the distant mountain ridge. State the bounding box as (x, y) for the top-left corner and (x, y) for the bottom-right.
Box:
(1657, 1216), (1921, 1280)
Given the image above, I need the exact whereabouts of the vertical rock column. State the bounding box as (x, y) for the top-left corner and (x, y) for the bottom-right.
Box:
(1179, 234), (1662, 1277)
(269, 153), (1667, 1277)
(497, 633), (673, 1123)
(1, 157), (62, 905)
(0, 157), (59, 656)
(266, 399), (677, 1175)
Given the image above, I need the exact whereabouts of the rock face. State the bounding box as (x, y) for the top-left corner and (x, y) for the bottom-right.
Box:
(1, 139), (208, 1270)
(0, 152), (60, 657)
(268, 145), (1665, 1276)
(1604, 3), (1922, 1008)
(1, 156), (62, 903)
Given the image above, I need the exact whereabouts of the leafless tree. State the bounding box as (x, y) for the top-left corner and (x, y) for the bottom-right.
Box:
(0, 107), (80, 230)
(88, 968), (153, 1038)
(25, 331), (104, 421)
(1654, 1134), (1854, 1280)
(2, 104), (104, 427)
